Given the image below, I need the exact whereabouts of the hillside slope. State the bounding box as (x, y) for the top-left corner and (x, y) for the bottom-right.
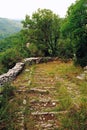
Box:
(0, 18), (22, 39)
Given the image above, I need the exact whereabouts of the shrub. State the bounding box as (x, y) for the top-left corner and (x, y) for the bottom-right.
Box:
(28, 43), (45, 57)
(0, 83), (16, 129)
(0, 48), (22, 71)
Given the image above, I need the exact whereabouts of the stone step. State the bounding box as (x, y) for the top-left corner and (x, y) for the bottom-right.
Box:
(33, 75), (46, 79)
(19, 86), (27, 89)
(31, 111), (67, 116)
(31, 112), (56, 122)
(30, 99), (59, 109)
(30, 111), (63, 129)
(16, 89), (27, 93)
(33, 81), (55, 85)
(42, 87), (55, 89)
(34, 77), (54, 81)
(35, 70), (45, 73)
(31, 111), (68, 124)
(29, 88), (49, 94)
(35, 122), (58, 130)
(30, 87), (55, 90)
(16, 88), (49, 94)
(30, 99), (59, 104)
(31, 111), (67, 122)
(15, 87), (55, 95)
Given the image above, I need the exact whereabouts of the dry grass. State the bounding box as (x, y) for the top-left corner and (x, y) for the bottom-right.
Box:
(10, 60), (87, 129)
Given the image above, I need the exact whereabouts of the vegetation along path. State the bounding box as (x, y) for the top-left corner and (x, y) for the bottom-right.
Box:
(9, 60), (87, 130)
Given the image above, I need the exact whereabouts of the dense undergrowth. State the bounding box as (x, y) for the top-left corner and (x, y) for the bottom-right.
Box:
(0, 83), (16, 130)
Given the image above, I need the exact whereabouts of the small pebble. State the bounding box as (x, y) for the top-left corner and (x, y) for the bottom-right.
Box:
(23, 99), (26, 105)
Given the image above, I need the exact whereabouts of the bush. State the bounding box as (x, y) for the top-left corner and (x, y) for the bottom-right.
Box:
(0, 48), (22, 71)
(0, 83), (16, 129)
(58, 39), (73, 59)
(28, 43), (45, 57)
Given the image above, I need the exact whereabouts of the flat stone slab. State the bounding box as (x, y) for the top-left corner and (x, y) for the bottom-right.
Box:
(38, 123), (55, 129)
(30, 99), (59, 103)
(16, 90), (27, 93)
(30, 99), (59, 107)
(31, 111), (67, 116)
(38, 122), (59, 129)
(31, 111), (68, 122)
(29, 99), (59, 110)
(76, 73), (86, 80)
(29, 88), (49, 94)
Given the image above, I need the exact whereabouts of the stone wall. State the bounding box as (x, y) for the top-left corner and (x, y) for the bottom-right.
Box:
(0, 62), (25, 86)
(0, 57), (56, 87)
(23, 57), (55, 64)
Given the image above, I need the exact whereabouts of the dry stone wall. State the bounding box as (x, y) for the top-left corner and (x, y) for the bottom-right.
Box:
(0, 62), (25, 86)
(0, 57), (56, 87)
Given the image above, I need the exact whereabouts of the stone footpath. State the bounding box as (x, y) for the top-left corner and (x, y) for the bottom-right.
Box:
(1, 58), (87, 129)
(0, 57), (87, 87)
(13, 62), (68, 130)
(0, 57), (56, 87)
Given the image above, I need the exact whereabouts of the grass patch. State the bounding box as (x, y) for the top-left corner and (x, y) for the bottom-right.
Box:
(10, 60), (87, 129)
(0, 83), (16, 130)
(60, 101), (87, 130)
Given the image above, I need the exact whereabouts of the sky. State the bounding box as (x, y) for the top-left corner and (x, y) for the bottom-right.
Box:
(0, 0), (76, 20)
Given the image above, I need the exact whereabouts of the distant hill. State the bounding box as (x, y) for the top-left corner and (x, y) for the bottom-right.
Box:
(0, 18), (22, 39)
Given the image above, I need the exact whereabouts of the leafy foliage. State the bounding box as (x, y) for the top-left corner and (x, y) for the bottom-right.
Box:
(58, 38), (73, 59)
(22, 9), (61, 56)
(0, 33), (22, 52)
(0, 33), (29, 74)
(0, 48), (22, 70)
(61, 0), (87, 66)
